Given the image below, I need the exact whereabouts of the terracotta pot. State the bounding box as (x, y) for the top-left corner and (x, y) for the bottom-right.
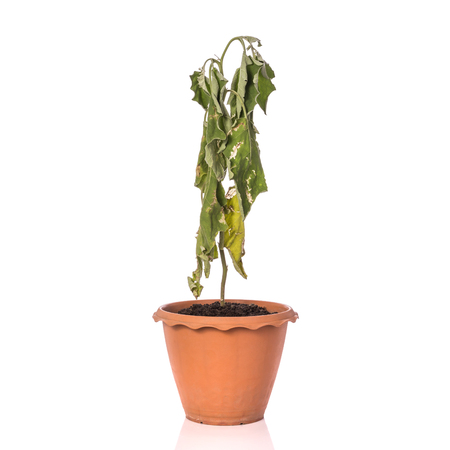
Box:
(153, 299), (298, 426)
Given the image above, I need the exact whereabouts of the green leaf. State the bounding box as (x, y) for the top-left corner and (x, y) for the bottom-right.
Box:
(196, 170), (228, 258)
(203, 253), (211, 278)
(209, 68), (228, 115)
(190, 70), (210, 110)
(215, 68), (229, 115)
(195, 125), (209, 191)
(245, 115), (268, 209)
(249, 56), (264, 67)
(206, 103), (226, 144)
(246, 52), (275, 114)
(223, 117), (267, 218)
(228, 68), (239, 118)
(195, 231), (219, 267)
(236, 53), (251, 118)
(205, 141), (225, 181)
(223, 118), (249, 179)
(205, 70), (229, 180)
(257, 63), (276, 114)
(228, 55), (275, 117)
(206, 69), (228, 144)
(224, 188), (247, 279)
(262, 62), (275, 80)
(198, 68), (211, 92)
(244, 62), (262, 115)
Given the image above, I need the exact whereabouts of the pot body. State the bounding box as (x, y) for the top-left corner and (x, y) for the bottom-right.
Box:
(154, 299), (298, 425)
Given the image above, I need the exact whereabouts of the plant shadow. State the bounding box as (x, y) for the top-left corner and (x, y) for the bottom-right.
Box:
(174, 417), (275, 450)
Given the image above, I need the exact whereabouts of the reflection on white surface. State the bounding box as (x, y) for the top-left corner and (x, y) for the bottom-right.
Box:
(174, 418), (275, 450)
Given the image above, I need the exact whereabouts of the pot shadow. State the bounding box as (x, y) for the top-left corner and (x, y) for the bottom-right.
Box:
(174, 417), (275, 450)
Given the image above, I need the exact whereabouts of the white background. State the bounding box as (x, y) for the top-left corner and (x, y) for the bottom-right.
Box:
(1, 1), (449, 449)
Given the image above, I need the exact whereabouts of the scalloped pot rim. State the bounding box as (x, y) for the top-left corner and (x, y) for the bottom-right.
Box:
(153, 299), (299, 331)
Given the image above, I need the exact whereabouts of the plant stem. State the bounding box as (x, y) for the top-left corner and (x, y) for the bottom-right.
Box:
(219, 37), (246, 75)
(227, 89), (248, 120)
(214, 37), (247, 306)
(202, 57), (221, 73)
(219, 231), (227, 306)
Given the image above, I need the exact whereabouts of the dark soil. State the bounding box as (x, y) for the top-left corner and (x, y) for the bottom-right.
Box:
(177, 301), (275, 317)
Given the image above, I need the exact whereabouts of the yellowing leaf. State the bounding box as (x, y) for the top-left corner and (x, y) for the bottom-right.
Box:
(224, 188), (247, 279)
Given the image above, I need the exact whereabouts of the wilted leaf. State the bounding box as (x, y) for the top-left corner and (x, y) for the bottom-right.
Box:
(242, 36), (262, 47)
(195, 125), (209, 191)
(223, 117), (267, 218)
(245, 116), (268, 209)
(206, 103), (226, 144)
(244, 62), (262, 115)
(236, 53), (251, 118)
(262, 62), (275, 80)
(228, 68), (239, 118)
(190, 70), (210, 110)
(188, 37), (275, 299)
(188, 257), (204, 299)
(187, 276), (203, 299)
(224, 188), (247, 278)
(197, 170), (228, 258)
(257, 63), (276, 114)
(205, 140), (226, 181)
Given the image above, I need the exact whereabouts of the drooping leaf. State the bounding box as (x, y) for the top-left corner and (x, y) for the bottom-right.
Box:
(224, 187), (247, 279)
(216, 179), (227, 206)
(192, 256), (203, 280)
(187, 276), (203, 299)
(212, 68), (229, 116)
(206, 69), (228, 144)
(195, 231), (219, 270)
(245, 114), (268, 210)
(208, 68), (225, 113)
(195, 125), (209, 191)
(206, 102), (226, 144)
(223, 117), (267, 218)
(203, 249), (213, 277)
(242, 36), (262, 47)
(249, 55), (264, 67)
(262, 62), (275, 80)
(205, 140), (225, 181)
(196, 170), (228, 259)
(242, 53), (276, 115)
(188, 257), (204, 299)
(228, 55), (275, 118)
(228, 68), (240, 118)
(190, 70), (210, 110)
(257, 63), (276, 114)
(198, 68), (210, 92)
(204, 68), (231, 180)
(236, 53), (251, 118)
(218, 81), (232, 137)
(223, 118), (249, 179)
(244, 61), (262, 115)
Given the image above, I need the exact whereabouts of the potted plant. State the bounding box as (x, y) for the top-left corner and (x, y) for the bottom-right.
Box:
(153, 36), (298, 426)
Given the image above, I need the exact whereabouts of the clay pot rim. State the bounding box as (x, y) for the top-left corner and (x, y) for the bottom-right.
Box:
(153, 299), (298, 330)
